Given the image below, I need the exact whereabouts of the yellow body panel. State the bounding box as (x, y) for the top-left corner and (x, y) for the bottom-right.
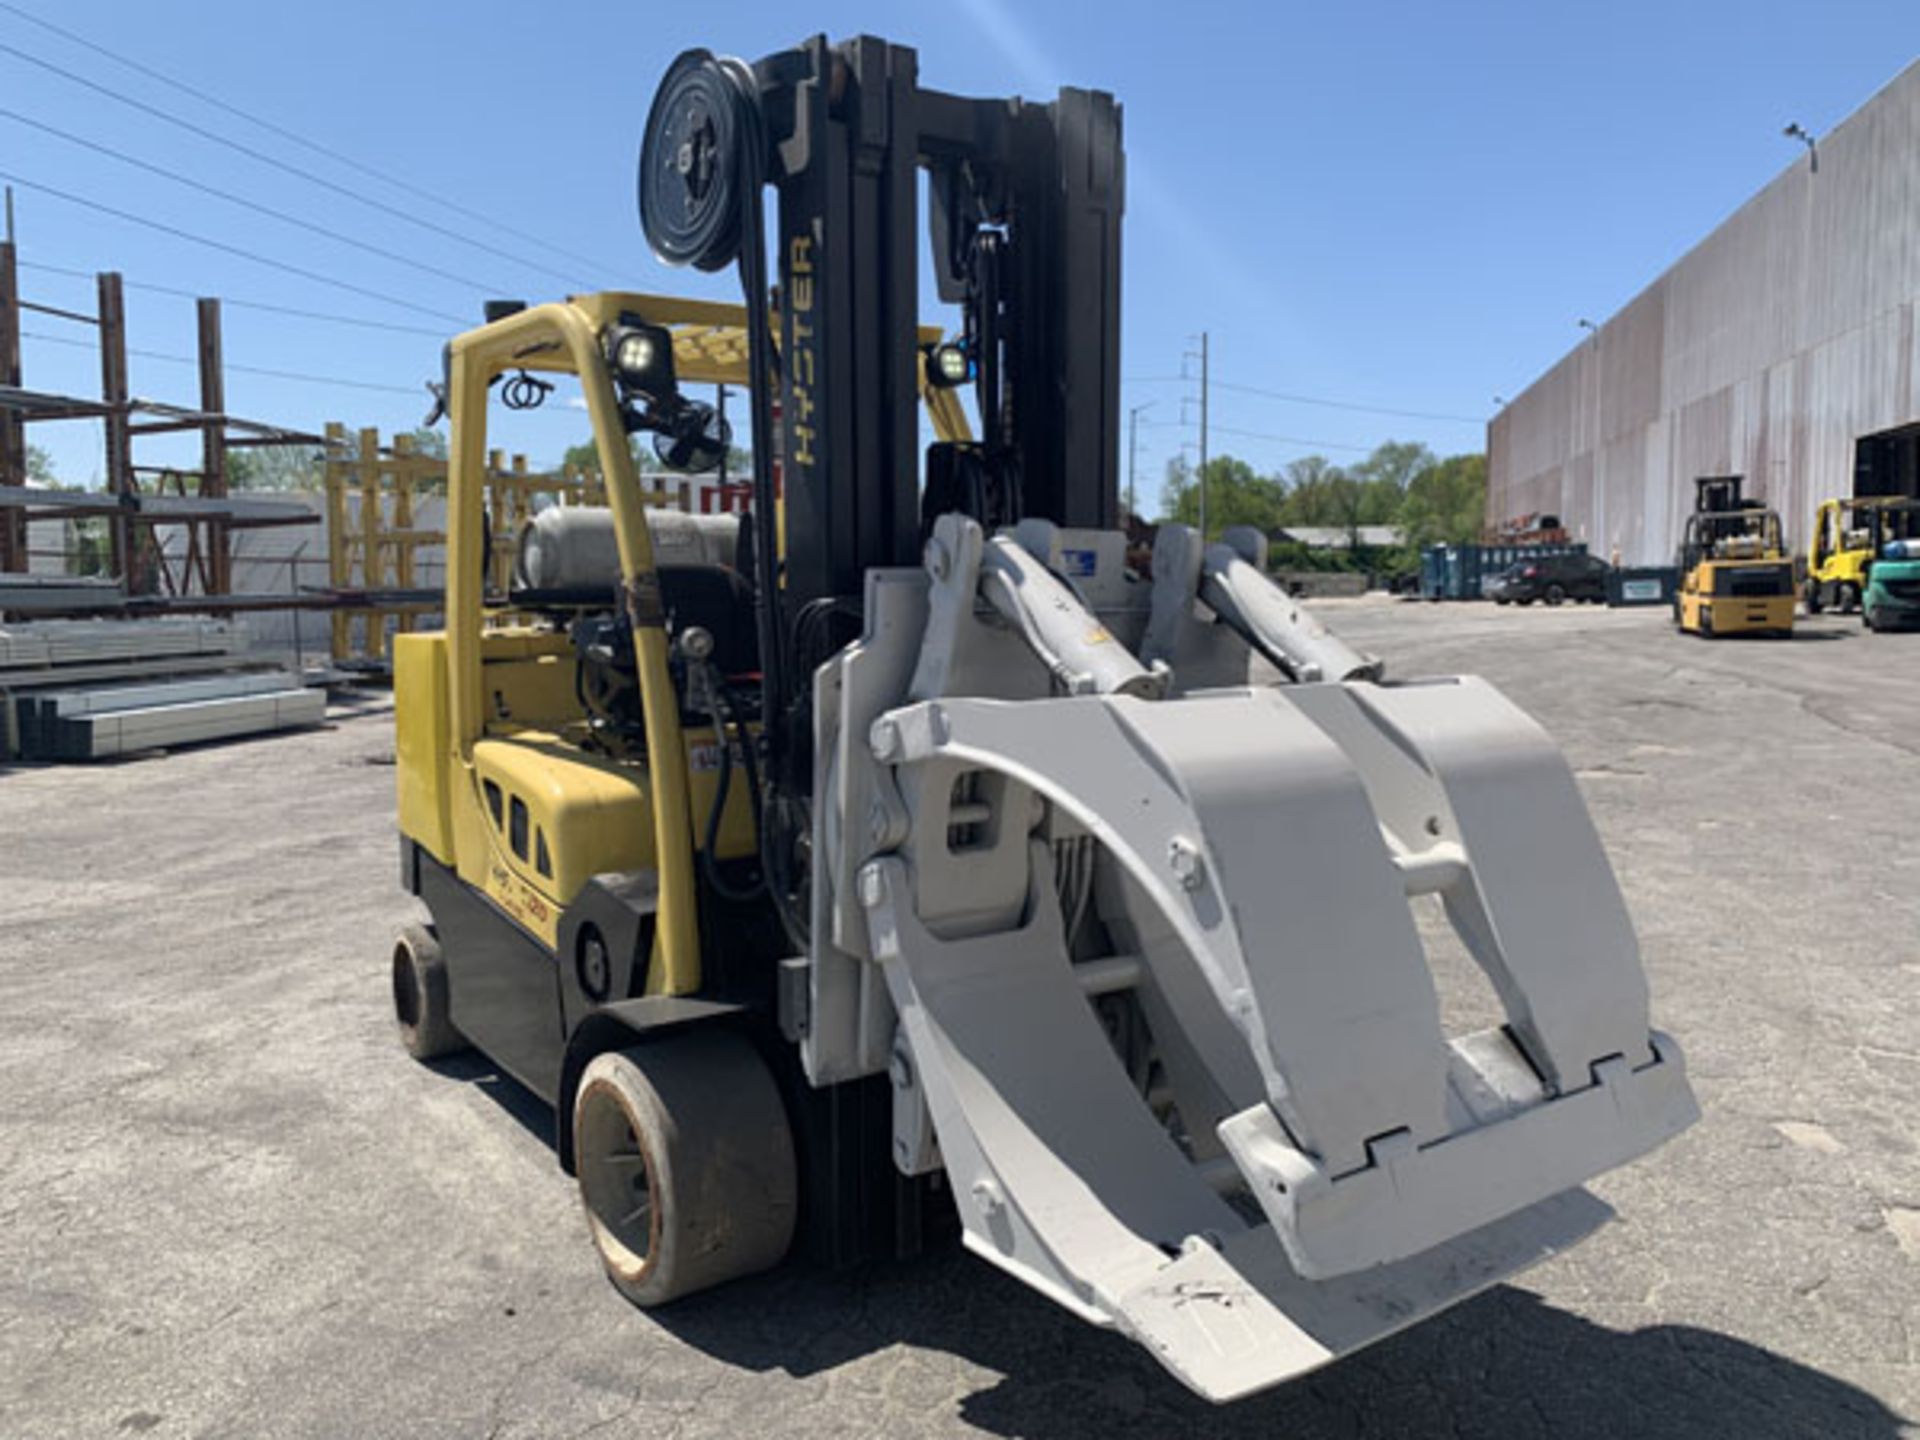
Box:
(394, 633), (456, 864)
(1677, 581), (1796, 635)
(396, 290), (967, 994)
(1808, 496), (1909, 602)
(465, 738), (647, 945)
(399, 629), (759, 948)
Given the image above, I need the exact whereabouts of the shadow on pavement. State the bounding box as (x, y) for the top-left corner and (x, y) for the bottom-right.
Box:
(430, 1056), (1903, 1437)
(654, 1253), (1907, 1440)
(424, 1054), (1904, 1437)
(429, 1049), (556, 1147)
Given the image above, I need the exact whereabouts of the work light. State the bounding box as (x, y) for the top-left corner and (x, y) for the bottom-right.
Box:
(927, 341), (971, 388)
(604, 319), (677, 398)
(616, 332), (656, 376)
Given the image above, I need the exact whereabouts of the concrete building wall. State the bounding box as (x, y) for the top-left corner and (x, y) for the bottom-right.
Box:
(1490, 59), (1920, 564)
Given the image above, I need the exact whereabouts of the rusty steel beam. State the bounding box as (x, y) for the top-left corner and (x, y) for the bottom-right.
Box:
(97, 272), (133, 584)
(197, 297), (230, 593)
(0, 242), (23, 573)
(17, 298), (100, 326)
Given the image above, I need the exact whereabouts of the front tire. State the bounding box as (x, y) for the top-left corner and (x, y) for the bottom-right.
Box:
(1806, 581), (1823, 615)
(393, 923), (467, 1061)
(1545, 583), (1567, 606)
(574, 1032), (797, 1307)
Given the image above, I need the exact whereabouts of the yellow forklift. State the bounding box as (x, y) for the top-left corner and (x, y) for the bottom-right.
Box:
(386, 35), (1695, 1401)
(1808, 495), (1906, 614)
(1673, 474), (1796, 636)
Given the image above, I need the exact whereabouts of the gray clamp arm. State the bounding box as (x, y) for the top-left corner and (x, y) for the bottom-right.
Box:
(980, 533), (1168, 699)
(1201, 526), (1383, 683)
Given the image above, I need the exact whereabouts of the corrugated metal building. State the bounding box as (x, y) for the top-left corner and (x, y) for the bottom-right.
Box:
(1488, 59), (1920, 564)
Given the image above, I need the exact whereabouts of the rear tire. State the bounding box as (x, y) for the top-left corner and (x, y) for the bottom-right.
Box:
(574, 1032), (797, 1307)
(1806, 581), (1823, 615)
(1545, 583), (1567, 606)
(393, 922), (467, 1061)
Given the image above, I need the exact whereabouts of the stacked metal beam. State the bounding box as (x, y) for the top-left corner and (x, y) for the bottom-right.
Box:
(1, 618), (325, 762)
(22, 684), (325, 760)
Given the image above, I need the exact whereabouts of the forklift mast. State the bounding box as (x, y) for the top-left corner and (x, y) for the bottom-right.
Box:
(1693, 474), (1745, 513)
(641, 34), (1123, 620)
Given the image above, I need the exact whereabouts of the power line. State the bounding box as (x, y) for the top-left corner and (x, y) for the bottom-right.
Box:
(19, 260), (447, 337)
(0, 0), (621, 278)
(1205, 422), (1375, 455)
(0, 169), (467, 324)
(0, 34), (597, 290)
(1127, 373), (1485, 424)
(0, 107), (509, 296)
(21, 326), (424, 396)
(1215, 379), (1483, 425)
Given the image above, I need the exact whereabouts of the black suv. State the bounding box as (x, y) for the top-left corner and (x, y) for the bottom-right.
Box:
(1486, 553), (1611, 605)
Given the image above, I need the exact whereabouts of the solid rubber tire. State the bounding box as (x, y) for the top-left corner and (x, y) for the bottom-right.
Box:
(573, 1032), (796, 1307)
(393, 922), (467, 1061)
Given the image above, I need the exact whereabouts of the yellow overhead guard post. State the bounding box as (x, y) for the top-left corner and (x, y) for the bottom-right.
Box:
(444, 297), (704, 994)
(438, 292), (969, 997)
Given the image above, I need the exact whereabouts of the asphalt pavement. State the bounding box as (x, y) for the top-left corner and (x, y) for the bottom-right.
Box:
(1, 600), (1915, 1438)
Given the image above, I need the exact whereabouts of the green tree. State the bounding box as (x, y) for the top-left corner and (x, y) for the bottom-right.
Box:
(562, 436), (658, 476)
(403, 426), (449, 461)
(1348, 440), (1433, 497)
(1397, 452), (1486, 549)
(1273, 456), (1351, 528)
(1158, 454), (1287, 538)
(25, 444), (55, 484)
(1346, 440), (1435, 534)
(227, 444), (325, 492)
(560, 438), (752, 481)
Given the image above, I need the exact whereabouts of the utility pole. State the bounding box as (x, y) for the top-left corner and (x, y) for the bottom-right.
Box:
(1190, 332), (1205, 541)
(0, 188), (22, 573)
(1126, 400), (1154, 520)
(1185, 331), (1211, 537)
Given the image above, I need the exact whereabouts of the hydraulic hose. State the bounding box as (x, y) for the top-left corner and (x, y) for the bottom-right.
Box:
(700, 675), (765, 905)
(643, 49), (803, 946)
(639, 50), (788, 777)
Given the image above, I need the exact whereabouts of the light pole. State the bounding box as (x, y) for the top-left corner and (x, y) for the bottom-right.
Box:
(1126, 400), (1155, 520)
(1577, 320), (1601, 550)
(1784, 122), (1818, 174)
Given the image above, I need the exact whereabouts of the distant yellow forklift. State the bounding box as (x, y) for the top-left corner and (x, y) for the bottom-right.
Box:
(1808, 495), (1904, 614)
(1673, 475), (1796, 637)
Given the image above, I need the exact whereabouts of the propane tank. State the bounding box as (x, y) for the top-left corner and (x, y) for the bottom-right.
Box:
(515, 506), (741, 589)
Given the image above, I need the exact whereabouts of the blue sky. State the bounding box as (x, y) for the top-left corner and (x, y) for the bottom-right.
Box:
(4, 0), (1913, 511)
